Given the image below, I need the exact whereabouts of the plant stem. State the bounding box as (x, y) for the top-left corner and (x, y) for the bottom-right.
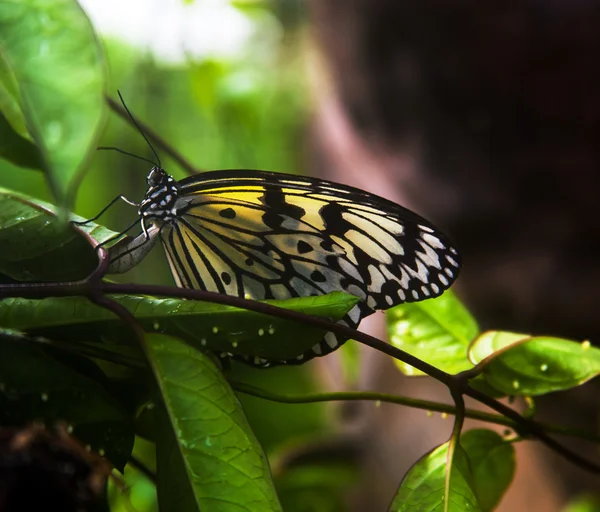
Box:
(2, 277), (600, 474)
(231, 382), (600, 444)
(444, 389), (465, 512)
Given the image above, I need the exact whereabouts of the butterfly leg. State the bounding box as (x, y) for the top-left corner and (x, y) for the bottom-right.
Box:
(72, 195), (139, 226)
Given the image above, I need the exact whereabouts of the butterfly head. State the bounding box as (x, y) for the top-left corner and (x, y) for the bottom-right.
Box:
(146, 166), (169, 187)
(138, 167), (180, 222)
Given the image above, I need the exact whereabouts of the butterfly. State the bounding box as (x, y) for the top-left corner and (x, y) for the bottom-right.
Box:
(106, 165), (461, 367)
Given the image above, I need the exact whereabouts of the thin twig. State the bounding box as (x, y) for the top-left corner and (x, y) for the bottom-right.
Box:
(102, 283), (456, 385)
(0, 280), (454, 384)
(231, 383), (600, 444)
(462, 384), (600, 474)
(96, 285), (600, 474)
(1, 278), (600, 474)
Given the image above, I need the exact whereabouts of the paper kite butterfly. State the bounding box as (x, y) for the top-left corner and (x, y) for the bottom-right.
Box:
(106, 165), (461, 367)
(94, 93), (460, 367)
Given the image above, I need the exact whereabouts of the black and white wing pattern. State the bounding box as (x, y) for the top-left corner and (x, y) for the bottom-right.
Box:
(155, 169), (460, 366)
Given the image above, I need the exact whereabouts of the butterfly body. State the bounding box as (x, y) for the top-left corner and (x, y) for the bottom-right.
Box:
(109, 167), (461, 366)
(138, 167), (180, 222)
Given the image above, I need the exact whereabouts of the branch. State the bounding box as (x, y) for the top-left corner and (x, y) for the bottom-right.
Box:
(462, 383), (600, 474)
(2, 278), (600, 474)
(0, 280), (454, 385)
(231, 383), (600, 444)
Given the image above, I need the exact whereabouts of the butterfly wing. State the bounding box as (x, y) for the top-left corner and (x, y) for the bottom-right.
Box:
(160, 169), (461, 365)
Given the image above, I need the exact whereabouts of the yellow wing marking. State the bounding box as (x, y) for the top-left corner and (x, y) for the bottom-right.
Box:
(281, 194), (328, 231)
(162, 238), (184, 288)
(357, 211), (404, 235)
(197, 185), (265, 206)
(344, 230), (393, 264)
(341, 211), (404, 256)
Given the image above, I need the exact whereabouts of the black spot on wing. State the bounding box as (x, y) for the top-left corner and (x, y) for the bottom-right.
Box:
(261, 188), (305, 229)
(297, 240), (313, 254)
(219, 207), (236, 219)
(319, 202), (351, 236)
(310, 270), (327, 283)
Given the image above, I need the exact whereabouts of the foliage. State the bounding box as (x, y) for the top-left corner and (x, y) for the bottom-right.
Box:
(1, 1), (599, 511)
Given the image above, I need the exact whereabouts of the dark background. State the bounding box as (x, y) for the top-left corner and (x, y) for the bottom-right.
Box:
(310, 2), (600, 510)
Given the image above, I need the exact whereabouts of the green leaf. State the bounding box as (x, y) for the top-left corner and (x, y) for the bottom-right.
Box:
(0, 50), (30, 140)
(339, 335), (361, 386)
(467, 331), (527, 365)
(469, 331), (600, 396)
(0, 0), (107, 205)
(460, 430), (515, 511)
(386, 290), (478, 376)
(390, 440), (482, 512)
(0, 292), (358, 362)
(146, 334), (282, 512)
(0, 187), (118, 282)
(0, 111), (43, 169)
(0, 328), (134, 470)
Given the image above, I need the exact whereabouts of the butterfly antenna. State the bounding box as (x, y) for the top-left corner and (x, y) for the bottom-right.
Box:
(117, 90), (162, 168)
(98, 146), (158, 167)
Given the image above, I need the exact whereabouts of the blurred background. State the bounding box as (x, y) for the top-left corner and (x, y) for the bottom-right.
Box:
(2, 0), (600, 510)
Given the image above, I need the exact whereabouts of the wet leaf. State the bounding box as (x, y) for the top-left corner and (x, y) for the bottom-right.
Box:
(469, 331), (600, 396)
(390, 440), (481, 511)
(147, 334), (281, 512)
(0, 292), (359, 362)
(0, 0), (107, 205)
(387, 291), (478, 375)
